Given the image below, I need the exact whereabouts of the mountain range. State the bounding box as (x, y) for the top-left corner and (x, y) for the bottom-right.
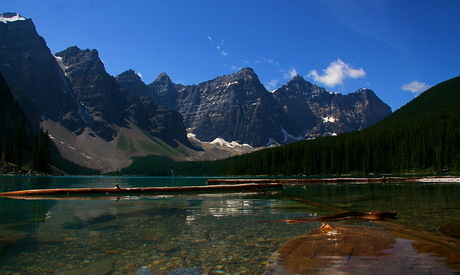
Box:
(0, 13), (391, 173)
(121, 67), (391, 147)
(120, 75), (460, 176)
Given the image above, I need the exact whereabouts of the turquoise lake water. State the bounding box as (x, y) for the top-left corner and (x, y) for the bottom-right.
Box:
(0, 176), (459, 274)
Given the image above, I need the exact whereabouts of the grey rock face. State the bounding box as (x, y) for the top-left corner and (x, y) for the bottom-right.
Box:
(0, 13), (191, 148)
(56, 46), (191, 146)
(274, 76), (392, 138)
(142, 68), (392, 147)
(0, 13), (91, 133)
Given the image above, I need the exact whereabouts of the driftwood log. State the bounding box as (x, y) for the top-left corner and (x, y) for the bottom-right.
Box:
(206, 177), (420, 185)
(278, 211), (398, 223)
(0, 183), (282, 198)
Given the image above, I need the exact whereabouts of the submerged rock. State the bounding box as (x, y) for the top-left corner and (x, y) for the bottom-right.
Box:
(439, 221), (460, 239)
(168, 268), (202, 275)
(57, 257), (114, 275)
(137, 266), (152, 275)
(266, 222), (460, 274)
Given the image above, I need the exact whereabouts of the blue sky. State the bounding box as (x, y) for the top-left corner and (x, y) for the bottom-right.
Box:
(3, 0), (460, 111)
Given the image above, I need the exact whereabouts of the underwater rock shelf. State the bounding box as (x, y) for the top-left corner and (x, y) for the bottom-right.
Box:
(0, 183), (283, 197)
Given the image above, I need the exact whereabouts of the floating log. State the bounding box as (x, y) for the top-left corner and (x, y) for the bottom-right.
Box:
(275, 211), (398, 223)
(206, 177), (417, 185)
(0, 183), (283, 197)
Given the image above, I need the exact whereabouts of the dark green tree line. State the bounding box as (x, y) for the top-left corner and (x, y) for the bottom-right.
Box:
(223, 76), (460, 176)
(31, 128), (52, 173)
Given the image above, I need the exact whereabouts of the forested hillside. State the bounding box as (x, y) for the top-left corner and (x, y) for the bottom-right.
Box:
(224, 76), (460, 175)
(0, 72), (33, 167)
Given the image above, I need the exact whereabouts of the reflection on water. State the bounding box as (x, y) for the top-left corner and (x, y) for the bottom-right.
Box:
(0, 177), (459, 274)
(0, 192), (312, 274)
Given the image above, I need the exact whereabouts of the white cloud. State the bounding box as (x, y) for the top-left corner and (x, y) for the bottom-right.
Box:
(401, 81), (431, 95)
(136, 72), (143, 79)
(282, 68), (299, 79)
(308, 59), (366, 87)
(209, 37), (229, 57)
(265, 79), (280, 91)
(262, 58), (280, 66)
(226, 65), (242, 71)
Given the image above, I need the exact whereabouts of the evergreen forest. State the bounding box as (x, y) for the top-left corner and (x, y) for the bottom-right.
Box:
(224, 76), (460, 175)
(0, 72), (52, 173)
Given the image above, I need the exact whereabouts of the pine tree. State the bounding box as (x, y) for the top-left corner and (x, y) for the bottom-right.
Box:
(32, 128), (51, 173)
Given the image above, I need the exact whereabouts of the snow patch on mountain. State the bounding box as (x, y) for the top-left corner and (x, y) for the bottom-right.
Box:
(226, 81), (239, 88)
(322, 116), (337, 123)
(0, 13), (26, 23)
(281, 128), (303, 143)
(187, 133), (252, 148)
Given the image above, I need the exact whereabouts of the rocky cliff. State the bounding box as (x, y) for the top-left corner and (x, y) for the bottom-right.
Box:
(1, 12), (392, 171)
(0, 13), (194, 171)
(274, 75), (392, 138)
(0, 13), (91, 133)
(133, 68), (392, 147)
(148, 68), (286, 146)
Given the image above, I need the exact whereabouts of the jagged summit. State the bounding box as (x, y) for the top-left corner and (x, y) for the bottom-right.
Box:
(116, 69), (149, 97)
(355, 87), (374, 94)
(128, 66), (392, 146)
(57, 46), (101, 62)
(117, 69), (141, 81)
(276, 74), (325, 96)
(237, 67), (256, 74)
(0, 12), (27, 23)
(290, 74), (305, 81)
(234, 67), (259, 80)
(154, 72), (173, 84)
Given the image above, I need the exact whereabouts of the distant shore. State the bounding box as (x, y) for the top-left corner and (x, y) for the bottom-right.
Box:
(0, 160), (38, 176)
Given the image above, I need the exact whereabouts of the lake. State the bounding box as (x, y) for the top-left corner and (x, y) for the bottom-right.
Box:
(0, 176), (459, 274)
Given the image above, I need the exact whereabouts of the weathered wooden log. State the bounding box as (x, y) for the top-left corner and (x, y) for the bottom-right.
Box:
(276, 211), (398, 223)
(0, 183), (283, 197)
(206, 177), (417, 185)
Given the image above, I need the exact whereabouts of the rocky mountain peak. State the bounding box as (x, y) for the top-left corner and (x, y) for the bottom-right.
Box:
(56, 46), (102, 71)
(55, 46), (130, 140)
(234, 67), (260, 82)
(154, 72), (173, 84)
(0, 15), (90, 133)
(142, 67), (392, 146)
(355, 88), (375, 96)
(290, 74), (304, 81)
(276, 74), (323, 97)
(116, 69), (149, 97)
(237, 67), (256, 75)
(116, 69), (142, 83)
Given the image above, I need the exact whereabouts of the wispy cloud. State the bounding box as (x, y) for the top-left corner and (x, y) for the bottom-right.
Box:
(308, 59), (366, 87)
(282, 68), (299, 79)
(208, 36), (229, 57)
(265, 79), (280, 91)
(401, 81), (431, 95)
(262, 58), (279, 66)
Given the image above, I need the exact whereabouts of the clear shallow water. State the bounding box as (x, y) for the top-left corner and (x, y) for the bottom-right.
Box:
(0, 176), (459, 274)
